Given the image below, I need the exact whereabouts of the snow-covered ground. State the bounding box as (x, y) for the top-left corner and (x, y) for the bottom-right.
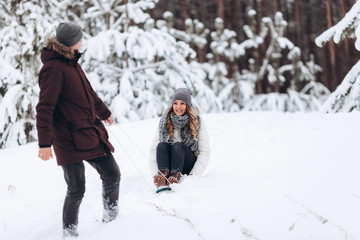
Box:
(1, 112), (360, 240)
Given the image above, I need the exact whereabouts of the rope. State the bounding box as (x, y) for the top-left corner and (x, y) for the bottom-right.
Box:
(106, 125), (155, 192)
(114, 124), (172, 183)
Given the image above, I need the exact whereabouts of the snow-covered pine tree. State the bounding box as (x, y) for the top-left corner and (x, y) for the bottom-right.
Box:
(241, 9), (268, 93)
(157, 11), (209, 62)
(82, 1), (220, 123)
(158, 11), (191, 43)
(83, 0), (158, 34)
(158, 13), (224, 107)
(215, 9), (268, 111)
(210, 18), (237, 62)
(0, 0), (73, 148)
(184, 18), (209, 62)
(260, 12), (294, 92)
(315, 0), (360, 113)
(277, 47), (324, 111)
(245, 12), (314, 112)
(206, 18), (236, 103)
(0, 14), (42, 147)
(217, 71), (255, 112)
(0, 58), (22, 99)
(300, 54), (330, 103)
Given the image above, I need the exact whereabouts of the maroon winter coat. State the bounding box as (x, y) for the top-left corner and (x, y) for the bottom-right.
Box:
(36, 37), (114, 165)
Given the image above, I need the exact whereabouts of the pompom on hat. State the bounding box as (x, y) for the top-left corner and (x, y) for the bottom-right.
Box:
(172, 88), (192, 107)
(56, 22), (83, 47)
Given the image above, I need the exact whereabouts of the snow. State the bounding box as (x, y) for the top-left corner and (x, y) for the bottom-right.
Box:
(315, 0), (360, 50)
(1, 112), (360, 240)
(320, 60), (360, 113)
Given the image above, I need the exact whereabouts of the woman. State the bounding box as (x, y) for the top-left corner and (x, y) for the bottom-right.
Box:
(149, 88), (210, 187)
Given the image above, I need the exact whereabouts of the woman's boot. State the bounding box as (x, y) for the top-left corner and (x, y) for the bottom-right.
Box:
(153, 169), (170, 186)
(168, 171), (181, 184)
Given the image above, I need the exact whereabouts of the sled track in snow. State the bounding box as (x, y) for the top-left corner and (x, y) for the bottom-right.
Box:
(147, 202), (205, 240)
(231, 218), (260, 240)
(286, 195), (354, 239)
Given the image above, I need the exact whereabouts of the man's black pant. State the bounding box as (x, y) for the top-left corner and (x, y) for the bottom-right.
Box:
(61, 153), (121, 232)
(156, 142), (197, 174)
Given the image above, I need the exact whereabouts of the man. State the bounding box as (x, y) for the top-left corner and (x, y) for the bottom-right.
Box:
(36, 22), (120, 238)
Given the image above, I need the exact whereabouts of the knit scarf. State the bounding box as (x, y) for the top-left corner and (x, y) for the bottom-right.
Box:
(159, 110), (199, 154)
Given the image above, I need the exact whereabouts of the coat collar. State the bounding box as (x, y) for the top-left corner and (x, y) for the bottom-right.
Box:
(44, 37), (76, 60)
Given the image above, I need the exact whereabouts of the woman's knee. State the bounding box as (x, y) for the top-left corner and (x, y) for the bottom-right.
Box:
(156, 142), (170, 153)
(171, 142), (184, 154)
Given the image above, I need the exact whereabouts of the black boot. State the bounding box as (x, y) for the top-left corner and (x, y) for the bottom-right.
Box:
(62, 224), (79, 239)
(103, 201), (119, 223)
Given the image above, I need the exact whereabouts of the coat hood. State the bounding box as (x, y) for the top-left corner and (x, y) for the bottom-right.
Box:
(41, 37), (79, 63)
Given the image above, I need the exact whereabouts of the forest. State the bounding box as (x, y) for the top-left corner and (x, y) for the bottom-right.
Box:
(152, 0), (358, 92)
(0, 0), (360, 148)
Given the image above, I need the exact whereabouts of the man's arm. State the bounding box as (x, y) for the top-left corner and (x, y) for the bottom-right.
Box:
(36, 66), (63, 160)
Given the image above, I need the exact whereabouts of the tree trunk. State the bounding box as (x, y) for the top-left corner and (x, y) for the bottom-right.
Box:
(315, 0), (329, 89)
(273, 0), (278, 12)
(262, 0), (268, 17)
(124, 0), (129, 68)
(230, 0), (239, 37)
(306, 1), (314, 61)
(165, 0), (169, 10)
(217, 0), (225, 19)
(199, 0), (205, 23)
(326, 0), (337, 90)
(180, 0), (189, 21)
(341, 0), (350, 68)
(294, 0), (301, 48)
(280, 0), (289, 22)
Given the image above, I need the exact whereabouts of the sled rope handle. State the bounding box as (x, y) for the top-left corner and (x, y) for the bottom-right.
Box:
(114, 124), (172, 184)
(106, 126), (155, 192)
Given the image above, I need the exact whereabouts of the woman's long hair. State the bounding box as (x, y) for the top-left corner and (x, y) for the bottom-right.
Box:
(166, 105), (200, 140)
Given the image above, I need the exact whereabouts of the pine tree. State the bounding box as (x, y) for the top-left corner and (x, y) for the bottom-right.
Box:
(0, 0), (72, 148)
(0, 14), (42, 147)
(244, 11), (325, 112)
(157, 11), (209, 62)
(315, 0), (360, 113)
(242, 9), (268, 93)
(300, 54), (330, 102)
(82, 1), (220, 123)
(83, 0), (158, 34)
(259, 12), (294, 93)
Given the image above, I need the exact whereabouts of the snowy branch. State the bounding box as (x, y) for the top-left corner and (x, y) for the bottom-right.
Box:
(315, 0), (360, 50)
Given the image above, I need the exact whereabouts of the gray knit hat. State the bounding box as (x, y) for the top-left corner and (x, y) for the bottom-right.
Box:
(172, 88), (192, 107)
(56, 22), (83, 47)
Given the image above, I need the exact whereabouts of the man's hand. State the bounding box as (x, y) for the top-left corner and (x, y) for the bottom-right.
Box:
(104, 114), (115, 126)
(38, 147), (53, 161)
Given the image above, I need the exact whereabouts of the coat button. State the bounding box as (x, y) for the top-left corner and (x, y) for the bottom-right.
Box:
(103, 152), (107, 156)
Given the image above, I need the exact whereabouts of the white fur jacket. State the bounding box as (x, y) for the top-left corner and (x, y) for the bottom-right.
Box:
(149, 117), (211, 177)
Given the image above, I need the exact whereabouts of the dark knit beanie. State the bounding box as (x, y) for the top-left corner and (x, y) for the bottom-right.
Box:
(56, 22), (83, 47)
(172, 88), (192, 107)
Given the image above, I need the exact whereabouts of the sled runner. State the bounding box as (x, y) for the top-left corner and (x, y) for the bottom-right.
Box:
(156, 186), (172, 193)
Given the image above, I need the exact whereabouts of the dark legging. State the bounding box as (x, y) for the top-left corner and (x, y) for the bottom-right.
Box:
(156, 142), (197, 174)
(61, 153), (121, 231)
